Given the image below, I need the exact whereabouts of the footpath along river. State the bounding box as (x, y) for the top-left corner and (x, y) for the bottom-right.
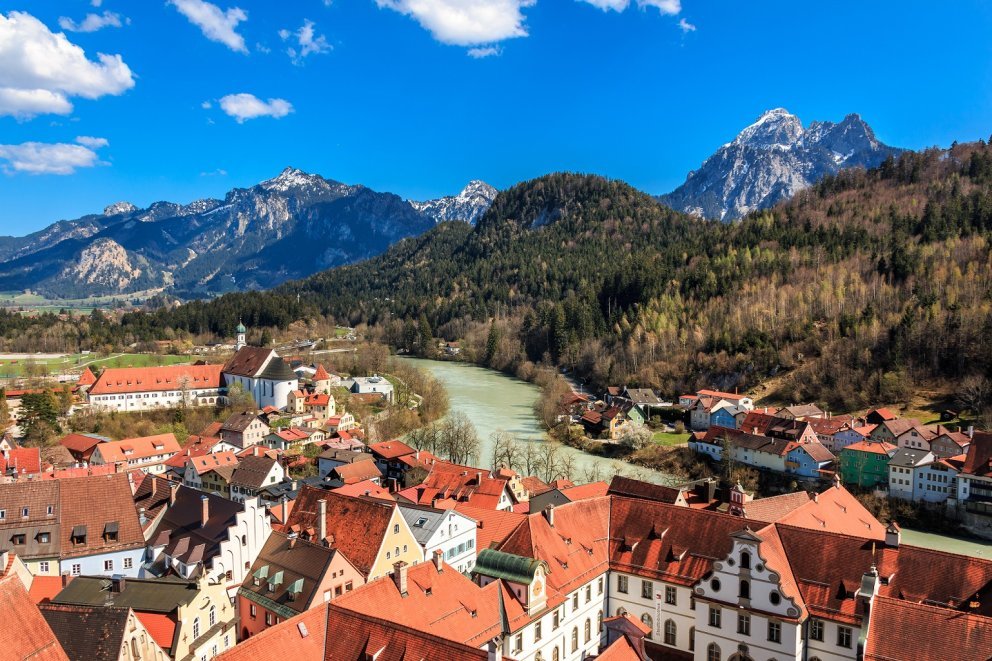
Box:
(400, 357), (992, 558)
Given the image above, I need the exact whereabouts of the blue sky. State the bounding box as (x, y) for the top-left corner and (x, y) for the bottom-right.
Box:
(2, 0), (991, 235)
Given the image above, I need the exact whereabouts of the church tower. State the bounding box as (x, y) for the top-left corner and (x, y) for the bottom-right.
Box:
(235, 320), (247, 351)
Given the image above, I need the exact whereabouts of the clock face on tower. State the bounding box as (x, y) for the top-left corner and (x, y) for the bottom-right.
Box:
(533, 579), (544, 597)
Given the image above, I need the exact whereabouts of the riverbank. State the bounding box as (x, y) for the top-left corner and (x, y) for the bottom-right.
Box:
(396, 356), (677, 485)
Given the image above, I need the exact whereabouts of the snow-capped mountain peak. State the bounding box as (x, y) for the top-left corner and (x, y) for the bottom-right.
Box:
(410, 180), (497, 224)
(261, 167), (332, 193)
(660, 110), (901, 221)
(732, 108), (805, 150)
(103, 201), (138, 216)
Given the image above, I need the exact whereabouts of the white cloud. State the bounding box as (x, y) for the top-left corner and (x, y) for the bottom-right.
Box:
(375, 0), (534, 46)
(0, 11), (134, 119)
(74, 135), (109, 148)
(58, 11), (125, 33)
(678, 17), (695, 32)
(219, 93), (293, 122)
(637, 0), (681, 14)
(201, 100), (212, 109)
(284, 19), (331, 64)
(169, 0), (248, 53)
(467, 46), (501, 58)
(0, 138), (108, 175)
(578, 0), (629, 11)
(200, 168), (228, 176)
(91, 0), (102, 6)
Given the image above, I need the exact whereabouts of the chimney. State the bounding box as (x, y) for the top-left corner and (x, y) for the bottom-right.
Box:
(61, 572), (73, 588)
(0, 550), (6, 571)
(476, 471), (483, 485)
(150, 478), (158, 499)
(169, 482), (178, 505)
(200, 495), (209, 527)
(318, 499), (327, 544)
(885, 521), (901, 548)
(543, 504), (555, 528)
(968, 425), (975, 439)
(281, 497), (288, 523)
(138, 507), (147, 526)
(291, 480), (298, 492)
(433, 549), (443, 572)
(487, 637), (503, 661)
(110, 574), (126, 593)
(393, 561), (409, 596)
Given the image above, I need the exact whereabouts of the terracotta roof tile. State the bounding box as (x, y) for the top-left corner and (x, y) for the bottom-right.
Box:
(39, 603), (132, 660)
(216, 604), (327, 661)
(88, 364), (223, 395)
(0, 573), (68, 660)
(93, 434), (180, 464)
(865, 596), (992, 661)
(286, 487), (397, 577)
(58, 473), (145, 559)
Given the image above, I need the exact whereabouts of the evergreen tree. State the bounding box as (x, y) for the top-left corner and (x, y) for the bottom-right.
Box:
(484, 323), (501, 366)
(418, 314), (434, 357)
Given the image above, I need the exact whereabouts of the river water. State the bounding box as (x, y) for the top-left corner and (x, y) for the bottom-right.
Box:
(396, 356), (673, 485)
(399, 357), (992, 558)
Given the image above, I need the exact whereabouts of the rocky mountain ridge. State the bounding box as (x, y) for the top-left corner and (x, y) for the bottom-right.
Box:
(0, 169), (495, 299)
(659, 108), (902, 220)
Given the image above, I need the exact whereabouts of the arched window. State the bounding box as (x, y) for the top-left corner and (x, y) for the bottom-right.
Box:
(552, 647), (559, 661)
(131, 638), (139, 659)
(584, 618), (591, 643)
(641, 613), (653, 638)
(209, 605), (216, 627)
(192, 617), (200, 639)
(664, 619), (677, 646)
(740, 551), (751, 570)
(739, 579), (750, 599)
(598, 611), (603, 632)
(707, 642), (721, 661)
(689, 627), (695, 651)
(571, 627), (578, 652)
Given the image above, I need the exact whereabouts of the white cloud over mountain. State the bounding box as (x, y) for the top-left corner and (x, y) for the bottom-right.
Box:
(0, 136), (109, 175)
(0, 11), (134, 119)
(219, 93), (293, 122)
(170, 0), (248, 53)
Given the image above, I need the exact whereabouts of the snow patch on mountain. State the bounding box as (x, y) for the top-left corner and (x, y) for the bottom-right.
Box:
(660, 109), (902, 221)
(411, 180), (497, 224)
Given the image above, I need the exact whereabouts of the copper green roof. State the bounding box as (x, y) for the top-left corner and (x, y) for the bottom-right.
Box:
(236, 322), (246, 333)
(473, 548), (545, 585)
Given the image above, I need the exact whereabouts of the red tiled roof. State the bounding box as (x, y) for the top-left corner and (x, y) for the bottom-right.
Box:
(843, 440), (897, 455)
(4, 446), (42, 474)
(0, 574), (69, 660)
(216, 604), (327, 661)
(88, 364), (222, 395)
(322, 605), (490, 661)
(29, 576), (65, 604)
(367, 440), (416, 460)
(697, 388), (748, 401)
(453, 503), (525, 551)
(334, 480), (394, 501)
(333, 461), (383, 484)
(561, 481), (609, 501)
(962, 431), (992, 478)
(93, 434), (180, 464)
(411, 463), (509, 510)
(313, 363), (331, 381)
(609, 496), (747, 586)
(520, 476), (552, 496)
(59, 433), (105, 455)
(286, 487), (397, 577)
(864, 596), (992, 661)
(134, 612), (176, 652)
(58, 473), (145, 559)
(332, 560), (506, 647)
(76, 367), (97, 386)
(188, 451), (239, 475)
(499, 497), (611, 610)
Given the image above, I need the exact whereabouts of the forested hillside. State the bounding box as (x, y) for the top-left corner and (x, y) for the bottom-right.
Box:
(10, 143), (992, 413)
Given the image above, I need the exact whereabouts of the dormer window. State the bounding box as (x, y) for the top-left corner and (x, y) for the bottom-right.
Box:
(71, 525), (87, 545)
(104, 522), (119, 542)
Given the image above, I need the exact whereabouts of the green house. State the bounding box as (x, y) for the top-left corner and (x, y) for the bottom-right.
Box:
(839, 441), (897, 488)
